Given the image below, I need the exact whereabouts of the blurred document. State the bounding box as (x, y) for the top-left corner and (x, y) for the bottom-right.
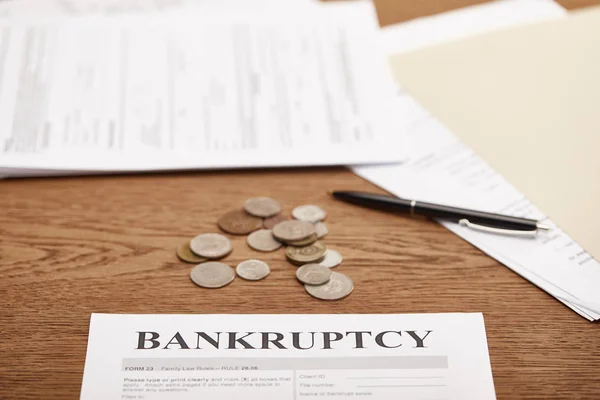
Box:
(390, 5), (600, 263)
(355, 0), (600, 321)
(0, 0), (316, 18)
(81, 313), (496, 399)
(0, 2), (403, 177)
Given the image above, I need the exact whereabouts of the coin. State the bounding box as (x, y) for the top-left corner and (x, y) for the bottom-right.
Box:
(218, 209), (262, 235)
(296, 263), (332, 285)
(272, 220), (315, 242)
(285, 233), (318, 247)
(286, 241), (327, 265)
(190, 262), (235, 288)
(304, 272), (354, 300)
(244, 197), (281, 218)
(190, 233), (232, 259)
(176, 242), (207, 264)
(247, 229), (282, 252)
(319, 249), (342, 268)
(289, 255), (325, 266)
(292, 205), (326, 223)
(314, 222), (328, 239)
(263, 214), (288, 229)
(236, 259), (270, 281)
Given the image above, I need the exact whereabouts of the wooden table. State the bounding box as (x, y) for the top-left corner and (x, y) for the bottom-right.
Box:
(1, 1), (599, 399)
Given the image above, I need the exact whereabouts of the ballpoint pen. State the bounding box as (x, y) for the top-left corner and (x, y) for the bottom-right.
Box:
(330, 190), (550, 237)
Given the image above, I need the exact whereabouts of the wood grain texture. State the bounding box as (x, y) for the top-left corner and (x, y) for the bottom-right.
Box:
(2, 1), (600, 399)
(373, 0), (600, 25)
(2, 169), (600, 399)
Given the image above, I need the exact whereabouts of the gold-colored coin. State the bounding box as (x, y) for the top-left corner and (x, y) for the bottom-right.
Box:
(286, 241), (327, 265)
(218, 209), (263, 235)
(285, 233), (318, 247)
(176, 242), (208, 264)
(288, 255), (325, 266)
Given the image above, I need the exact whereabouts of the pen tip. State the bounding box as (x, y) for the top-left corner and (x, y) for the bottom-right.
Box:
(536, 222), (551, 232)
(327, 190), (335, 197)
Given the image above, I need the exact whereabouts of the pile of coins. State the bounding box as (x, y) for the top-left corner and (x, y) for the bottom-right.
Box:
(176, 196), (353, 301)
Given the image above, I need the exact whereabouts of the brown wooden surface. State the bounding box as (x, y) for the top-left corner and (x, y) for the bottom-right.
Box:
(374, 0), (600, 26)
(2, 1), (600, 400)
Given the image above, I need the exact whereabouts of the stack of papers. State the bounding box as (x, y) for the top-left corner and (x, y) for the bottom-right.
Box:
(2, 0), (597, 320)
(0, 1), (404, 177)
(390, 4), (600, 267)
(354, 0), (600, 321)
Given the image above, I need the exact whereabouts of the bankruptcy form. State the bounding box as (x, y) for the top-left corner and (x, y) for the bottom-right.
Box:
(80, 313), (496, 400)
(0, 2), (404, 177)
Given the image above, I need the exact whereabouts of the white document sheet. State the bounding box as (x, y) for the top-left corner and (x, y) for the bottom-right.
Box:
(0, 0), (198, 16)
(354, 108), (600, 319)
(0, 2), (404, 177)
(0, 0), (317, 18)
(354, 0), (600, 321)
(80, 313), (496, 399)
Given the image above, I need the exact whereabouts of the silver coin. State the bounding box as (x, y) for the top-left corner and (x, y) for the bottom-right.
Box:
(292, 205), (326, 223)
(236, 259), (270, 281)
(190, 262), (235, 288)
(189, 233), (232, 259)
(285, 233), (318, 247)
(296, 263), (332, 285)
(304, 271), (354, 301)
(244, 197), (281, 218)
(247, 229), (282, 252)
(314, 222), (328, 239)
(319, 249), (342, 268)
(272, 220), (315, 242)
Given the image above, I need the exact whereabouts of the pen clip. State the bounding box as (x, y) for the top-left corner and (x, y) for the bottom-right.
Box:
(458, 219), (539, 238)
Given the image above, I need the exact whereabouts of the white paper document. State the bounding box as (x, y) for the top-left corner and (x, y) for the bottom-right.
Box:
(0, 2), (404, 177)
(0, 0), (317, 18)
(355, 0), (600, 320)
(353, 104), (600, 320)
(80, 313), (496, 399)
